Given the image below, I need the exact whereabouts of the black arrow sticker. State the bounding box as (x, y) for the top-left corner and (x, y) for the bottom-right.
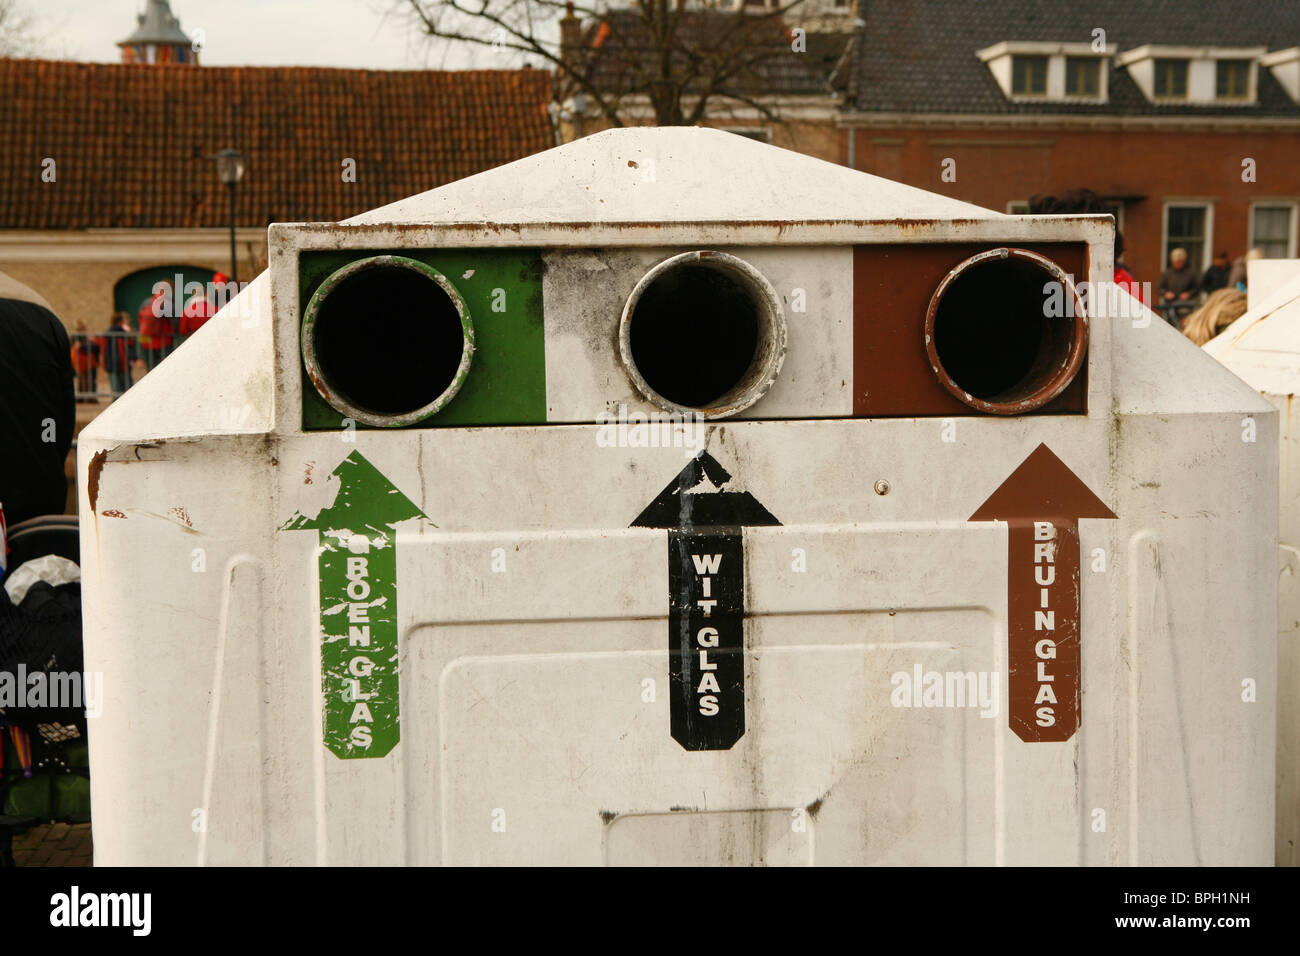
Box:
(632, 452), (780, 751)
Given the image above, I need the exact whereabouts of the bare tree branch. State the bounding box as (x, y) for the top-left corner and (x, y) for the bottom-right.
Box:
(0, 0), (47, 58)
(396, 0), (822, 128)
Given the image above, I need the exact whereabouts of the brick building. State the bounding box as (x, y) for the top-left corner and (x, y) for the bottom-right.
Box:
(0, 53), (554, 334)
(834, 0), (1300, 287)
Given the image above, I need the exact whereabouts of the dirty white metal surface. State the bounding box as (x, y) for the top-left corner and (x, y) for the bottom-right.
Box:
(1205, 264), (1300, 866)
(78, 128), (1276, 865)
(1248, 259), (1300, 309)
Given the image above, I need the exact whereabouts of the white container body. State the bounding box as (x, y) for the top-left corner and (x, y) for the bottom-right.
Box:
(78, 129), (1277, 865)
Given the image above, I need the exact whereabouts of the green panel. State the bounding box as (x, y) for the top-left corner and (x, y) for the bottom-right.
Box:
(300, 249), (546, 429)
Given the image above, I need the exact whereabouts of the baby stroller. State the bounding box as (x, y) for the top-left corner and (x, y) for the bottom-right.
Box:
(0, 514), (87, 866)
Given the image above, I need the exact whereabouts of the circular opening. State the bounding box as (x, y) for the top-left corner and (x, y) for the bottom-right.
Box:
(302, 256), (474, 427)
(924, 247), (1086, 414)
(619, 251), (786, 417)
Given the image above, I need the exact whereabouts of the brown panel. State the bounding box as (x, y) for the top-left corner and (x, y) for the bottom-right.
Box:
(852, 243), (1089, 417)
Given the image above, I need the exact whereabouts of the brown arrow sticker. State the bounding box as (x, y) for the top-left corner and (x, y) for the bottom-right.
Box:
(970, 443), (1116, 743)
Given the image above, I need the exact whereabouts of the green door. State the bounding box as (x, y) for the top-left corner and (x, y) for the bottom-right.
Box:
(113, 265), (216, 329)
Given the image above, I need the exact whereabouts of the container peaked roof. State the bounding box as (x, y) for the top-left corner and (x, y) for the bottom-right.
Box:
(349, 126), (996, 226)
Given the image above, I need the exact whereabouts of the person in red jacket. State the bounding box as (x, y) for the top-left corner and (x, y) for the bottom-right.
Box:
(179, 272), (227, 341)
(138, 282), (175, 372)
(69, 321), (102, 401)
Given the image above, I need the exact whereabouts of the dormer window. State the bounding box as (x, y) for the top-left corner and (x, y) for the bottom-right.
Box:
(1153, 59), (1188, 98)
(1217, 59), (1251, 99)
(978, 42), (1113, 103)
(1065, 57), (1100, 96)
(1117, 46), (1266, 104)
(1012, 56), (1048, 96)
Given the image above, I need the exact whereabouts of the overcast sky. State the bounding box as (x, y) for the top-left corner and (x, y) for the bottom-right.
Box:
(27, 0), (506, 70)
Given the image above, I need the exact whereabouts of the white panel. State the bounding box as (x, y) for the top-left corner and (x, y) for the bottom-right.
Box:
(541, 246), (853, 421)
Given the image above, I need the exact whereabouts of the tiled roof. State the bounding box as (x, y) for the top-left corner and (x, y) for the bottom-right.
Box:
(0, 60), (555, 229)
(845, 0), (1300, 116)
(574, 10), (850, 99)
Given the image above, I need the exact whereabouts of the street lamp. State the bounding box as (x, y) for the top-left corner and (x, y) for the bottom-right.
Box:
(214, 148), (245, 286)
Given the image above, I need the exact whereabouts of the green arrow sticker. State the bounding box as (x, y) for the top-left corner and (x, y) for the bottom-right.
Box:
(280, 451), (429, 759)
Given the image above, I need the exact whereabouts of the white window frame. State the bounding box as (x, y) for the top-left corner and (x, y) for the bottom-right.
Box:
(1248, 201), (1299, 258)
(1161, 200), (1216, 274)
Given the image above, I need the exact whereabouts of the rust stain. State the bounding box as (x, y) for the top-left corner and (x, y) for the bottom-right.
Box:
(893, 217), (942, 230)
(290, 217), (1014, 238)
(169, 507), (193, 527)
(101, 509), (126, 519)
(307, 366), (332, 405)
(86, 448), (107, 514)
(626, 159), (638, 169)
(305, 461), (314, 485)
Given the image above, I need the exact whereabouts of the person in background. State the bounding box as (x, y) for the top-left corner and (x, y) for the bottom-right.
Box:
(1156, 248), (1200, 327)
(1183, 288), (1249, 346)
(137, 281), (174, 372)
(1111, 232), (1146, 305)
(1027, 189), (1148, 305)
(99, 311), (136, 400)
(1201, 251), (1232, 294)
(179, 271), (227, 342)
(0, 271), (74, 526)
(1228, 248), (1265, 293)
(69, 321), (100, 402)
